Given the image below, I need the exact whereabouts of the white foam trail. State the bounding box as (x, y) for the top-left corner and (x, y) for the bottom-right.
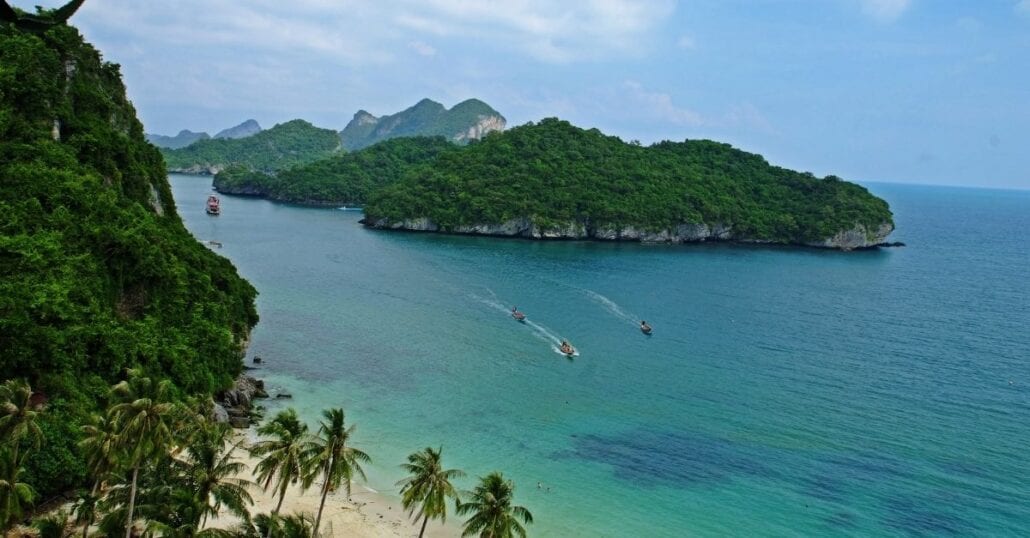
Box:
(584, 289), (638, 325)
(525, 319), (562, 345)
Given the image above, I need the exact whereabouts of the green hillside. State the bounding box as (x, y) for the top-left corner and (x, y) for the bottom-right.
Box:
(161, 119), (341, 173)
(0, 22), (257, 495)
(213, 136), (455, 206)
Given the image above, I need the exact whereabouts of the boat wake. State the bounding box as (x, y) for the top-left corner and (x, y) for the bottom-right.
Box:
(584, 289), (639, 325)
(471, 288), (577, 356)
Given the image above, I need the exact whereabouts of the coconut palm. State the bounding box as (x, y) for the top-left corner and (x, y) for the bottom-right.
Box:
(251, 409), (309, 533)
(178, 422), (254, 527)
(108, 370), (180, 538)
(77, 412), (120, 538)
(456, 472), (533, 538)
(244, 512), (313, 538)
(301, 408), (371, 537)
(0, 379), (44, 468)
(0, 447), (35, 532)
(0, 380), (42, 532)
(398, 447), (464, 538)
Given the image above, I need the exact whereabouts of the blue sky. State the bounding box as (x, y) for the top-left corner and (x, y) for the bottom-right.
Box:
(29, 0), (1030, 188)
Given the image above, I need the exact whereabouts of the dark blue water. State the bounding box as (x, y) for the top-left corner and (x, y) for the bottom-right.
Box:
(171, 176), (1030, 537)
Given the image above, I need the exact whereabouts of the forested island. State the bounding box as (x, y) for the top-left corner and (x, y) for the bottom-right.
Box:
(161, 119), (342, 174)
(362, 119), (894, 249)
(213, 136), (454, 206)
(209, 120), (894, 250)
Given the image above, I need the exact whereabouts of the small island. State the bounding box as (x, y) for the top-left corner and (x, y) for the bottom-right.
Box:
(362, 119), (894, 250)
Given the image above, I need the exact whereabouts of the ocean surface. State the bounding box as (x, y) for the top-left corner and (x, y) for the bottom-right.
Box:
(170, 175), (1029, 537)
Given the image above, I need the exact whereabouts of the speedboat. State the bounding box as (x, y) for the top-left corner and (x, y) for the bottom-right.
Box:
(560, 342), (576, 356)
(512, 311), (526, 322)
(640, 321), (653, 335)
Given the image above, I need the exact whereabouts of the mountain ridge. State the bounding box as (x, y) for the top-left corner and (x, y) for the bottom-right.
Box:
(340, 98), (506, 150)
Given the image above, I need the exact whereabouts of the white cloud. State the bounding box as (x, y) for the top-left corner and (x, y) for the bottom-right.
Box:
(1017, 0), (1030, 16)
(622, 81), (705, 126)
(860, 0), (913, 22)
(67, 0), (674, 65)
(408, 41), (437, 57)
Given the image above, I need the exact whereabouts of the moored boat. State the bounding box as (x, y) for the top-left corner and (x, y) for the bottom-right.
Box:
(206, 195), (220, 215)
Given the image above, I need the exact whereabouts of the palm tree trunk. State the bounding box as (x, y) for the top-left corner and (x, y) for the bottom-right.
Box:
(83, 479), (99, 538)
(418, 514), (429, 538)
(312, 479), (330, 538)
(124, 465), (139, 538)
(265, 486), (288, 538)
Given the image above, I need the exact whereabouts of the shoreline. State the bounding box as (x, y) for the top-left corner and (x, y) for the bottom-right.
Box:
(208, 430), (462, 538)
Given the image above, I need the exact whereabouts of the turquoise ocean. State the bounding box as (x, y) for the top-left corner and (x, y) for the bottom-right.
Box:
(171, 175), (1029, 537)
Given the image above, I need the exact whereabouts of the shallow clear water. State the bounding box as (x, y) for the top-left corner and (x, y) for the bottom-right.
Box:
(171, 176), (1030, 537)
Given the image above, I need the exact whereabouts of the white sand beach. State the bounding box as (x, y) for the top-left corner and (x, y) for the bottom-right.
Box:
(207, 431), (462, 538)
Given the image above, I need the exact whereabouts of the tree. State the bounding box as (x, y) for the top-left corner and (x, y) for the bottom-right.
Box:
(398, 447), (464, 538)
(457, 472), (533, 538)
(301, 408), (370, 537)
(108, 370), (180, 538)
(77, 412), (119, 538)
(251, 409), (309, 534)
(0, 447), (35, 532)
(0, 379), (44, 471)
(0, 379), (43, 532)
(178, 421), (254, 527)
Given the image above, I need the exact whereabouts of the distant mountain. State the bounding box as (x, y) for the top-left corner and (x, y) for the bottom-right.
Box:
(162, 119), (342, 174)
(146, 129), (210, 149)
(340, 98), (505, 151)
(215, 119), (262, 140)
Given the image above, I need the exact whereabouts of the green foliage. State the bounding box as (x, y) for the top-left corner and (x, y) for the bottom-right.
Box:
(213, 136), (454, 205)
(456, 472), (532, 538)
(398, 446), (463, 538)
(162, 120), (341, 173)
(301, 408), (370, 536)
(365, 118), (894, 245)
(0, 23), (257, 499)
(341, 98), (504, 150)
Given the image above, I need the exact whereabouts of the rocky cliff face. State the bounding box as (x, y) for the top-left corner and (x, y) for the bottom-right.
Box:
(454, 115), (506, 143)
(363, 217), (894, 250)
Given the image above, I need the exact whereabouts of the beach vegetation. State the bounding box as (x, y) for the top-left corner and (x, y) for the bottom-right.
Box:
(456, 471), (534, 538)
(301, 408), (370, 537)
(398, 446), (464, 538)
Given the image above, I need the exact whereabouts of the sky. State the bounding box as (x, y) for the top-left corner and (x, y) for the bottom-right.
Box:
(25, 0), (1030, 189)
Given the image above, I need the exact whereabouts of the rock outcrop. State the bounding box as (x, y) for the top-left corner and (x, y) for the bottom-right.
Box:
(214, 374), (268, 428)
(363, 216), (894, 251)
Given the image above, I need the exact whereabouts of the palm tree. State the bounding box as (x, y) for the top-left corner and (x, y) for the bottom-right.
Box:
(0, 447), (35, 532)
(77, 412), (120, 538)
(301, 408), (371, 538)
(0, 379), (44, 471)
(245, 512), (313, 538)
(178, 422), (254, 527)
(251, 409), (309, 534)
(0, 379), (42, 532)
(398, 447), (464, 538)
(108, 370), (180, 538)
(456, 472), (533, 538)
